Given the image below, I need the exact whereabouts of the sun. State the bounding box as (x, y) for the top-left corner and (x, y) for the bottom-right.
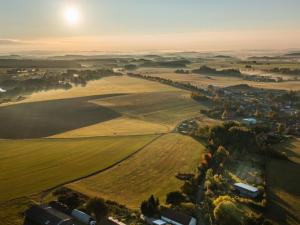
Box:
(64, 6), (80, 25)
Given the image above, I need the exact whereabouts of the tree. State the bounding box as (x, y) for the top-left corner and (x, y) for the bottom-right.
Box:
(140, 195), (160, 217)
(215, 146), (229, 165)
(86, 197), (108, 223)
(166, 191), (185, 206)
(214, 200), (244, 225)
(277, 123), (285, 135)
(57, 192), (82, 210)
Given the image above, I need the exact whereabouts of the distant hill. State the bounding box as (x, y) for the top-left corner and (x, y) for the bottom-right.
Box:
(140, 59), (191, 68)
(192, 65), (242, 77)
(0, 59), (81, 68)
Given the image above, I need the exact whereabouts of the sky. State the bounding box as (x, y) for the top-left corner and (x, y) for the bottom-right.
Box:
(0, 0), (300, 53)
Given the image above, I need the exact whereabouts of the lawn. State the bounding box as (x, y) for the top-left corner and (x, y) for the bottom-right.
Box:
(273, 137), (300, 164)
(266, 138), (300, 225)
(0, 135), (157, 202)
(67, 133), (205, 209)
(266, 160), (300, 225)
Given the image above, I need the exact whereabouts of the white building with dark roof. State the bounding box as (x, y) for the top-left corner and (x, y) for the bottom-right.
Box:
(234, 182), (259, 198)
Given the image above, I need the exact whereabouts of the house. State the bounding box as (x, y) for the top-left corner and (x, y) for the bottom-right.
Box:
(233, 183), (259, 198)
(160, 208), (197, 225)
(24, 204), (74, 225)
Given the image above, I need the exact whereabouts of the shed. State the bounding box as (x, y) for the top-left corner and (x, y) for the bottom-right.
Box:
(233, 182), (259, 198)
(161, 208), (196, 225)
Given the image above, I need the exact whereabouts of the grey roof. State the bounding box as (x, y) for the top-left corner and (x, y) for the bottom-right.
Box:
(161, 208), (192, 225)
(234, 183), (258, 192)
(25, 205), (73, 225)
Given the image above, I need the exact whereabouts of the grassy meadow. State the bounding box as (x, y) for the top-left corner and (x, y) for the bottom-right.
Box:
(0, 135), (157, 201)
(67, 133), (205, 209)
(266, 138), (300, 225)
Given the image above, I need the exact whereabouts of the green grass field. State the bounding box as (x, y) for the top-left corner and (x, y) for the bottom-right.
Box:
(68, 133), (205, 209)
(0, 135), (157, 202)
(266, 138), (300, 225)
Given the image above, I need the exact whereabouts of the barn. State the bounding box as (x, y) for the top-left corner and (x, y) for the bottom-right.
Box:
(24, 204), (74, 225)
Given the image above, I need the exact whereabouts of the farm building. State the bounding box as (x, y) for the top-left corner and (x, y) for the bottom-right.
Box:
(24, 204), (99, 225)
(160, 208), (197, 225)
(24, 204), (74, 225)
(233, 182), (259, 198)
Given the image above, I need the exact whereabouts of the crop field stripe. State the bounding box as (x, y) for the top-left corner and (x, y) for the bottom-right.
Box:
(39, 134), (164, 196)
(0, 135), (158, 202)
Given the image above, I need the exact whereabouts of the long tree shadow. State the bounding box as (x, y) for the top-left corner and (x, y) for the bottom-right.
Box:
(0, 94), (124, 139)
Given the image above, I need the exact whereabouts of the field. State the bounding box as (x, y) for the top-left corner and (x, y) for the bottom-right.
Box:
(3, 76), (177, 105)
(0, 94), (122, 139)
(137, 68), (300, 91)
(51, 117), (170, 138)
(0, 135), (157, 201)
(67, 133), (205, 209)
(0, 76), (205, 138)
(0, 197), (36, 225)
(93, 91), (204, 126)
(266, 138), (300, 225)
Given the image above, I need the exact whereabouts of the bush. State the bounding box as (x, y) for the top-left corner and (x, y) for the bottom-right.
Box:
(86, 197), (108, 222)
(166, 191), (185, 206)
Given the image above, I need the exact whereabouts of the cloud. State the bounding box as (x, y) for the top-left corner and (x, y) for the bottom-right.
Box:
(0, 39), (27, 45)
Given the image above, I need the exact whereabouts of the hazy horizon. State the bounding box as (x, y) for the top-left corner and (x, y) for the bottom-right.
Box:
(1, 0), (300, 53)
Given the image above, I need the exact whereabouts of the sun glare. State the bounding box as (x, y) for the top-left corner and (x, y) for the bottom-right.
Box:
(64, 6), (80, 25)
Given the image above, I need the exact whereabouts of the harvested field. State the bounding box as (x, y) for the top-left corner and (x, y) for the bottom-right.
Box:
(3, 76), (178, 105)
(0, 135), (157, 201)
(93, 91), (205, 127)
(68, 133), (205, 209)
(51, 117), (170, 138)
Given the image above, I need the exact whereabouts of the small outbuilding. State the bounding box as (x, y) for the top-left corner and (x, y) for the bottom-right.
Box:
(233, 182), (259, 198)
(161, 208), (197, 225)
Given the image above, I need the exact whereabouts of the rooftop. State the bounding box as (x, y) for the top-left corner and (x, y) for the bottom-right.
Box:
(234, 182), (258, 193)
